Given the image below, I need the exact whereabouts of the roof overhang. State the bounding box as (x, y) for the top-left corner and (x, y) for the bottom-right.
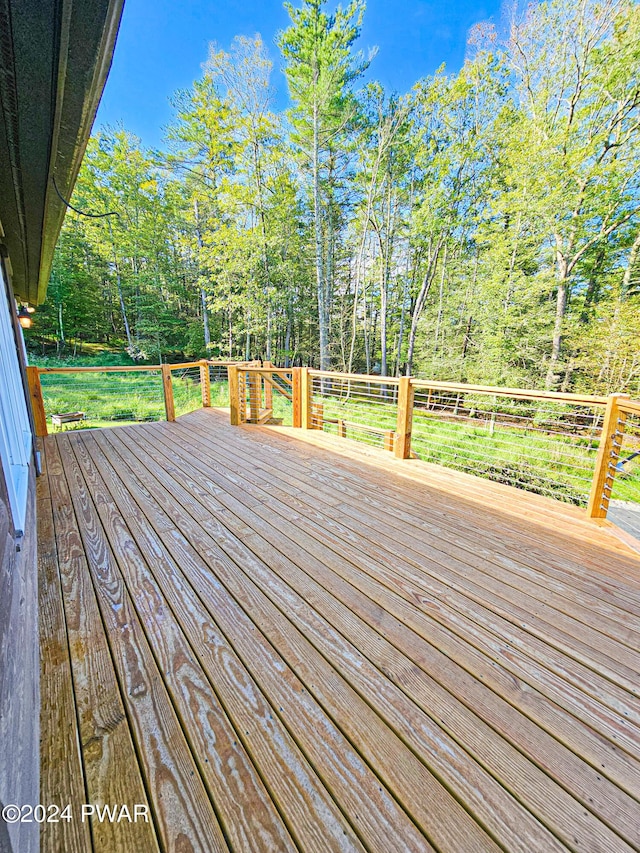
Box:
(0, 0), (124, 305)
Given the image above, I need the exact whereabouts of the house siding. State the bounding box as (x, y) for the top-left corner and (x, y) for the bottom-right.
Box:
(0, 263), (39, 853)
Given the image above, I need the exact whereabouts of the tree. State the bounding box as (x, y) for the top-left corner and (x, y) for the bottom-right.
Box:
(279, 0), (372, 369)
(506, 0), (640, 388)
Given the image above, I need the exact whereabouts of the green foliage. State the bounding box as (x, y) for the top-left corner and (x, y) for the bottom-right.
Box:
(25, 0), (640, 399)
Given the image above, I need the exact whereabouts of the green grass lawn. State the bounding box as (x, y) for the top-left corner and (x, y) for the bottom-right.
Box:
(40, 370), (209, 428)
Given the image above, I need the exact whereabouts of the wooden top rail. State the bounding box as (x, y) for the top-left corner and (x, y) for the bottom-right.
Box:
(242, 367), (294, 377)
(206, 359), (253, 367)
(410, 379), (608, 407)
(36, 359), (253, 375)
(309, 370), (400, 385)
(37, 365), (163, 373)
(167, 361), (207, 371)
(618, 399), (640, 417)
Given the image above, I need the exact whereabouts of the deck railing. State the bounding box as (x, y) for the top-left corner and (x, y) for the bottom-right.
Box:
(26, 360), (239, 432)
(26, 359), (640, 525)
(228, 365), (640, 524)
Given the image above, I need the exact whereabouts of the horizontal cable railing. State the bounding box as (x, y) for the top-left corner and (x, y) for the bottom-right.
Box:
(38, 366), (165, 427)
(28, 359), (640, 528)
(410, 382), (605, 505)
(308, 371), (399, 451)
(29, 360), (238, 433)
(610, 409), (640, 506)
(168, 364), (204, 418)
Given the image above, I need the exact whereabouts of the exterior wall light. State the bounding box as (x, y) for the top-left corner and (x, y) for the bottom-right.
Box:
(17, 305), (33, 329)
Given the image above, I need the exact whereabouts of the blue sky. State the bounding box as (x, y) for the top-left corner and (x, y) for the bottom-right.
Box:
(96, 0), (503, 150)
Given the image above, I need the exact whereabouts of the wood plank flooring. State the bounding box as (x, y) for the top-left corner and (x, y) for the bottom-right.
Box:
(38, 408), (640, 852)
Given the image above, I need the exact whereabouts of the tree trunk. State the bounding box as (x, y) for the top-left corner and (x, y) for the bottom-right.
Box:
(406, 235), (445, 376)
(433, 244), (448, 353)
(116, 267), (134, 355)
(201, 288), (210, 350)
(546, 247), (569, 389)
(284, 300), (292, 368)
(57, 301), (65, 356)
(194, 200), (211, 351)
(622, 229), (640, 297)
(312, 99), (329, 370)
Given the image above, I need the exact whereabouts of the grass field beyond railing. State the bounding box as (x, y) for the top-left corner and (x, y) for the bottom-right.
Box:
(304, 371), (637, 508)
(36, 362), (232, 430)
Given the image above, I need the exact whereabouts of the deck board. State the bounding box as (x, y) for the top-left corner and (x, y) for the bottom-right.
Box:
(39, 408), (640, 852)
(44, 438), (158, 853)
(37, 452), (92, 853)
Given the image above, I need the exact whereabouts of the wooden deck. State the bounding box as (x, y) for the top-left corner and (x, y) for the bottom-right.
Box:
(38, 408), (640, 852)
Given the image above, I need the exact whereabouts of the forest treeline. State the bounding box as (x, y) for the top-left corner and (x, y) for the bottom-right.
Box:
(27, 0), (640, 393)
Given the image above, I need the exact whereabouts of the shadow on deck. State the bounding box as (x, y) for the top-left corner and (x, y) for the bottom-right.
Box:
(38, 408), (640, 852)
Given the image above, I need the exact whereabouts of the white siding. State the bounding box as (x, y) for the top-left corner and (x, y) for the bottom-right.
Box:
(0, 265), (32, 533)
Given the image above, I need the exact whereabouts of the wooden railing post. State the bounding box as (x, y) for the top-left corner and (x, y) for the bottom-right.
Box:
(301, 368), (312, 430)
(228, 365), (241, 425)
(162, 365), (175, 422)
(26, 366), (48, 437)
(199, 360), (211, 407)
(292, 368), (302, 428)
(587, 393), (628, 518)
(395, 376), (414, 459)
